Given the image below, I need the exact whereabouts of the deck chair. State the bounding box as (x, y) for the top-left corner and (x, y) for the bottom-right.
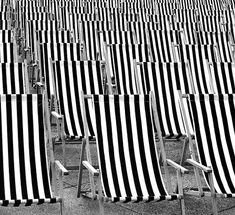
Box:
(207, 62), (235, 93)
(0, 62), (29, 94)
(77, 93), (188, 215)
(147, 30), (186, 62)
(78, 21), (112, 60)
(38, 43), (82, 99)
(127, 21), (159, 44)
(0, 43), (18, 63)
(0, 20), (11, 30)
(198, 15), (223, 32)
(51, 60), (105, 168)
(98, 30), (137, 60)
(110, 12), (129, 31)
(180, 93), (235, 215)
(0, 94), (67, 213)
(105, 44), (152, 94)
(195, 31), (234, 62)
(174, 44), (221, 93)
(135, 61), (194, 139)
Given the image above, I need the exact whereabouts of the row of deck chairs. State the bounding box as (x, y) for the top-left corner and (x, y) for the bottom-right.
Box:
(2, 0), (235, 214)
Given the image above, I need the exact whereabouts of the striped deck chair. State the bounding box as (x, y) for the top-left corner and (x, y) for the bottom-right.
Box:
(23, 12), (53, 21)
(148, 30), (186, 62)
(181, 94), (235, 215)
(198, 15), (223, 32)
(0, 94), (67, 212)
(195, 31), (233, 62)
(98, 30), (137, 60)
(207, 62), (235, 93)
(0, 30), (12, 42)
(174, 44), (221, 93)
(52, 60), (104, 168)
(78, 21), (112, 60)
(135, 62), (194, 139)
(147, 15), (171, 30)
(127, 21), (159, 44)
(110, 12), (129, 31)
(106, 44), (152, 94)
(0, 43), (17, 63)
(78, 94), (188, 215)
(38, 43), (82, 99)
(0, 62), (28, 94)
(0, 20), (11, 30)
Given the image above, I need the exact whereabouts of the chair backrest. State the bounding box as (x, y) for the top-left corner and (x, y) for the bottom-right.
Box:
(39, 43), (82, 98)
(0, 94), (55, 205)
(175, 44), (220, 93)
(208, 62), (235, 93)
(148, 30), (185, 62)
(186, 94), (235, 196)
(53, 60), (104, 138)
(91, 94), (173, 202)
(0, 63), (27, 94)
(135, 62), (194, 138)
(107, 44), (152, 94)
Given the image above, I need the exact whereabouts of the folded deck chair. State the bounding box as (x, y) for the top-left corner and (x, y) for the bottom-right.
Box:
(147, 30), (186, 62)
(38, 43), (82, 99)
(52, 60), (105, 168)
(207, 62), (235, 93)
(174, 44), (221, 93)
(0, 43), (17, 63)
(0, 62), (29, 94)
(135, 61), (194, 139)
(0, 94), (67, 213)
(180, 94), (235, 215)
(78, 21), (112, 60)
(77, 93), (188, 215)
(105, 44), (152, 94)
(195, 31), (233, 62)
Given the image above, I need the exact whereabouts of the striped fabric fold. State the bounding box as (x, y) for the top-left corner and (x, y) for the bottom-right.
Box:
(0, 43), (16, 63)
(0, 94), (56, 205)
(53, 60), (103, 138)
(92, 95), (178, 202)
(188, 94), (235, 196)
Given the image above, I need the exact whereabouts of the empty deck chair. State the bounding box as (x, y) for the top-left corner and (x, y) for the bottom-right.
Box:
(0, 43), (17, 63)
(38, 43), (82, 98)
(180, 93), (235, 215)
(0, 62), (29, 94)
(98, 30), (137, 59)
(135, 62), (194, 138)
(207, 62), (235, 93)
(148, 30), (186, 62)
(174, 44), (221, 93)
(195, 31), (233, 62)
(78, 21), (112, 60)
(52, 60), (105, 168)
(105, 44), (152, 94)
(78, 93), (188, 215)
(0, 94), (67, 213)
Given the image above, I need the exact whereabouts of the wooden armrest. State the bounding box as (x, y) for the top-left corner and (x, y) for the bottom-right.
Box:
(51, 111), (62, 120)
(187, 159), (212, 173)
(55, 160), (69, 175)
(34, 82), (44, 87)
(166, 159), (189, 174)
(82, 161), (99, 176)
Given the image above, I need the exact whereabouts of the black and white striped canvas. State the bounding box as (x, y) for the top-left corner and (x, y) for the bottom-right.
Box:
(53, 60), (104, 138)
(0, 43), (17, 63)
(136, 62), (193, 138)
(0, 94), (61, 206)
(92, 94), (180, 202)
(107, 44), (152, 94)
(188, 94), (235, 197)
(175, 44), (219, 93)
(39, 43), (82, 98)
(0, 30), (12, 43)
(208, 63), (235, 93)
(0, 63), (26, 94)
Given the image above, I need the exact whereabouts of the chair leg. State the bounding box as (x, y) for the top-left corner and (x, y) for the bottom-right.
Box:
(98, 174), (104, 215)
(180, 199), (186, 215)
(180, 137), (189, 166)
(60, 202), (64, 215)
(211, 196), (218, 215)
